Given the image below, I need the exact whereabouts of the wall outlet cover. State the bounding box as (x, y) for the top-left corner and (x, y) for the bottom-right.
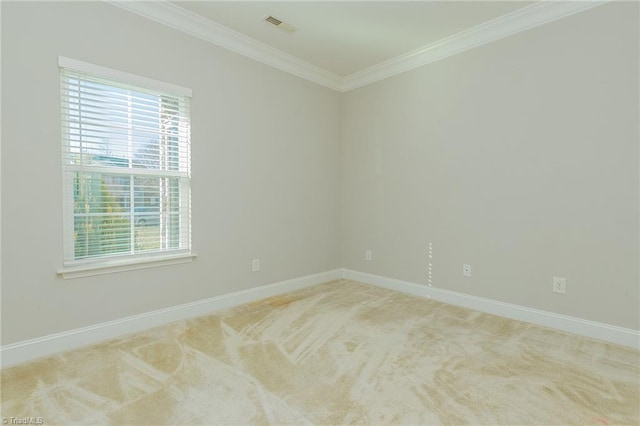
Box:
(553, 276), (566, 294)
(365, 250), (372, 261)
(463, 264), (472, 277)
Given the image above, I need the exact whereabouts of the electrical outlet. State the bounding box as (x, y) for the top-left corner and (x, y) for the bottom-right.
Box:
(463, 264), (472, 277)
(365, 250), (372, 261)
(553, 276), (566, 294)
(252, 259), (260, 272)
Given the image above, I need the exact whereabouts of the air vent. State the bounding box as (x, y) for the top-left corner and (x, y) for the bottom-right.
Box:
(265, 15), (282, 26)
(264, 15), (297, 34)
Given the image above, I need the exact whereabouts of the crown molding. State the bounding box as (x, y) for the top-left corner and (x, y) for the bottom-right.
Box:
(342, 0), (609, 91)
(107, 0), (344, 91)
(108, 0), (609, 93)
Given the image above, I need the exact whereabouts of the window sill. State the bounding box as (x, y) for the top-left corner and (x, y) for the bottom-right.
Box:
(57, 252), (197, 279)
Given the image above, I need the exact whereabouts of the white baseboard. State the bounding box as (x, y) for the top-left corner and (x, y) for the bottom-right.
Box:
(3, 268), (637, 368)
(341, 269), (640, 349)
(0, 269), (343, 368)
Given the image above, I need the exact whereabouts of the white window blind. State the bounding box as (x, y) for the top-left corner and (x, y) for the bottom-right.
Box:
(60, 58), (192, 268)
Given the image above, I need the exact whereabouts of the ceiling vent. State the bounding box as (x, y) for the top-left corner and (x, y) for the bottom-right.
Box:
(264, 15), (297, 34)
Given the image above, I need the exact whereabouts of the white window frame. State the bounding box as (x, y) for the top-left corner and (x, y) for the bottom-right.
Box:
(57, 57), (195, 279)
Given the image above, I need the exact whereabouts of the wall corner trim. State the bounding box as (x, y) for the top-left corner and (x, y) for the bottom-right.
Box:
(340, 269), (640, 350)
(107, 0), (608, 92)
(0, 269), (343, 368)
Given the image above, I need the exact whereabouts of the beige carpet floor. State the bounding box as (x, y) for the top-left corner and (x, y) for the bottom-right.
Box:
(1, 280), (639, 425)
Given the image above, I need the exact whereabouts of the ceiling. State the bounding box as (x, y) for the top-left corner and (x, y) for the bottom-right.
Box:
(171, 1), (533, 77)
(112, 1), (606, 91)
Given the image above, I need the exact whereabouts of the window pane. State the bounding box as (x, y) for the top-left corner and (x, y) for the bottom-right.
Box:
(74, 173), (130, 214)
(132, 176), (182, 252)
(133, 176), (160, 225)
(167, 177), (181, 249)
(73, 173), (131, 259)
(74, 215), (131, 259)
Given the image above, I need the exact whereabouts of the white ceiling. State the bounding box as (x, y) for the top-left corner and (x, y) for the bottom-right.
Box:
(112, 1), (606, 91)
(172, 1), (533, 77)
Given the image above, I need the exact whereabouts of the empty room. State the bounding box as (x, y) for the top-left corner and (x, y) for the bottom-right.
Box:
(1, 0), (638, 424)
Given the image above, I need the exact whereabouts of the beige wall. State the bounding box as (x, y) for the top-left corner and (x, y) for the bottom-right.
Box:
(0, 2), (342, 344)
(341, 2), (639, 329)
(2, 2), (638, 345)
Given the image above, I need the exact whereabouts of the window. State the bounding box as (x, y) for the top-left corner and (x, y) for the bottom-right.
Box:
(59, 57), (193, 277)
